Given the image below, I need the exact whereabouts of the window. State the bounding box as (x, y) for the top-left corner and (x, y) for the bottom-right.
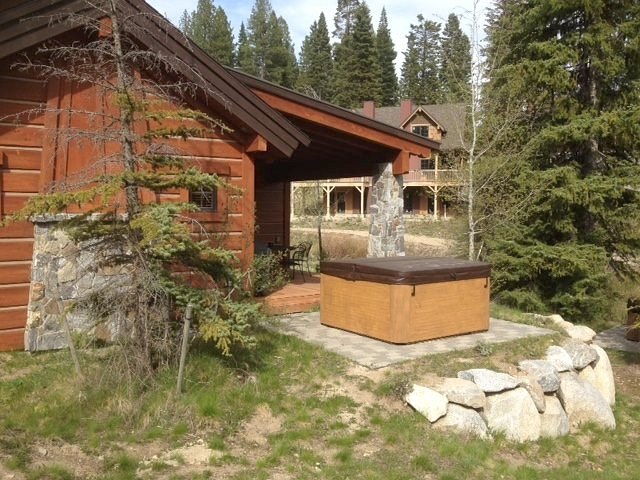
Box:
(189, 187), (218, 212)
(421, 158), (435, 170)
(411, 125), (429, 138)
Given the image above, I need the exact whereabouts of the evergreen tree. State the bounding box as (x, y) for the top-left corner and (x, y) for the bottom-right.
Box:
(265, 13), (298, 88)
(179, 0), (234, 66)
(400, 15), (441, 104)
(239, 0), (298, 87)
(236, 22), (253, 72)
(332, 3), (381, 108)
(298, 13), (334, 100)
(375, 7), (398, 106)
(333, 0), (361, 39)
(439, 13), (471, 102)
(484, 0), (640, 321)
(246, 0), (272, 78)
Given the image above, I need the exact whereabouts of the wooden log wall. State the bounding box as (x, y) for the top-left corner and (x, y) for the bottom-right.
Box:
(0, 65), (256, 351)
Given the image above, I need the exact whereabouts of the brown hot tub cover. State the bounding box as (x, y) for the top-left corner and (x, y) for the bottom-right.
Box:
(320, 256), (490, 285)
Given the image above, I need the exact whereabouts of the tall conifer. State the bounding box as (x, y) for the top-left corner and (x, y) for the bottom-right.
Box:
(332, 3), (381, 108)
(440, 13), (471, 102)
(400, 15), (441, 104)
(333, 0), (361, 39)
(180, 0), (234, 66)
(375, 7), (398, 106)
(484, 0), (640, 320)
(298, 13), (334, 100)
(236, 22), (253, 72)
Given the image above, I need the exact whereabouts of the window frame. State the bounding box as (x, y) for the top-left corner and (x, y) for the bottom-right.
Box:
(411, 124), (430, 138)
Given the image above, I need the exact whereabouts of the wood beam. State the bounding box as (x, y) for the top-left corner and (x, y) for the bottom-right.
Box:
(245, 134), (267, 153)
(253, 89), (433, 158)
(392, 150), (411, 175)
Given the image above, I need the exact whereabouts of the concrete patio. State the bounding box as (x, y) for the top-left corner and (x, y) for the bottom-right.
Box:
(271, 312), (554, 368)
(595, 326), (640, 354)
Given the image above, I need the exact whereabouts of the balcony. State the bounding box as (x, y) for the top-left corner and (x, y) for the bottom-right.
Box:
(293, 170), (463, 187)
(403, 169), (463, 186)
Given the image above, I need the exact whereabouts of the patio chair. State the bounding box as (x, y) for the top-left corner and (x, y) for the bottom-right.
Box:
(283, 243), (308, 281)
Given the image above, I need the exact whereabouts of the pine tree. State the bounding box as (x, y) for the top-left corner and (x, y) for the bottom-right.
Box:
(239, 0), (298, 87)
(265, 13), (298, 88)
(246, 0), (272, 78)
(179, 0), (234, 66)
(484, 0), (640, 321)
(332, 3), (381, 108)
(400, 15), (441, 104)
(236, 22), (253, 72)
(439, 13), (471, 103)
(375, 7), (398, 106)
(333, 0), (361, 39)
(298, 13), (334, 100)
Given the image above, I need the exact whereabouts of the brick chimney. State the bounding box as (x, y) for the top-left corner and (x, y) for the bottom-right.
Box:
(400, 99), (413, 124)
(363, 100), (375, 119)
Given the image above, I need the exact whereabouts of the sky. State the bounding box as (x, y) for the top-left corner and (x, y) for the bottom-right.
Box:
(148, 0), (492, 71)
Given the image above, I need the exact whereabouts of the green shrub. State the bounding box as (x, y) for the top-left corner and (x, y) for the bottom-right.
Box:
(250, 252), (289, 296)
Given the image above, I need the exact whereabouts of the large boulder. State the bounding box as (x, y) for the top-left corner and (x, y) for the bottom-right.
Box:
(561, 339), (599, 370)
(405, 384), (448, 423)
(484, 387), (541, 442)
(546, 346), (574, 372)
(565, 324), (597, 343)
(557, 372), (616, 431)
(516, 373), (546, 413)
(457, 369), (519, 393)
(540, 395), (569, 438)
(548, 314), (574, 330)
(518, 359), (561, 393)
(429, 377), (486, 410)
(591, 345), (616, 406)
(432, 403), (489, 439)
(578, 364), (597, 387)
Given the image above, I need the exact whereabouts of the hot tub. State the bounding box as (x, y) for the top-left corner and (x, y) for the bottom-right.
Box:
(320, 257), (491, 344)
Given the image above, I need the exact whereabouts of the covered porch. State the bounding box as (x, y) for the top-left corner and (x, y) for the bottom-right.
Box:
(228, 69), (440, 262)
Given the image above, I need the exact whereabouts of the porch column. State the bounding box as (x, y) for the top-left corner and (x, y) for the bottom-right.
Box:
(433, 154), (439, 220)
(433, 189), (439, 219)
(290, 184), (297, 220)
(356, 185), (365, 217)
(367, 162), (405, 257)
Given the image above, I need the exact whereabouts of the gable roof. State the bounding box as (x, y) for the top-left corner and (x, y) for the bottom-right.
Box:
(0, 0), (310, 157)
(355, 104), (466, 151)
(229, 69), (441, 153)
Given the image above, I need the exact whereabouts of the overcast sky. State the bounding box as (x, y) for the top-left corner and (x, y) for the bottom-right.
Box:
(148, 0), (492, 71)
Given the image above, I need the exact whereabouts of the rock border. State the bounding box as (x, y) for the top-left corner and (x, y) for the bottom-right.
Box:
(405, 314), (616, 442)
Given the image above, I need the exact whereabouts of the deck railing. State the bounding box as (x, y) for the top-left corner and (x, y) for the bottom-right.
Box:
(294, 170), (463, 187)
(402, 169), (462, 185)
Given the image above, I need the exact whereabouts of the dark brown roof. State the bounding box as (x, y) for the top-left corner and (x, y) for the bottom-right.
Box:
(0, 0), (309, 157)
(355, 104), (466, 151)
(229, 68), (441, 152)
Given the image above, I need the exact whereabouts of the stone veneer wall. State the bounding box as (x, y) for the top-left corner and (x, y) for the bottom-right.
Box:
(25, 217), (131, 351)
(367, 162), (405, 257)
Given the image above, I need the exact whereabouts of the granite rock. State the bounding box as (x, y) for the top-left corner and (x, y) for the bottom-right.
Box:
(457, 369), (519, 393)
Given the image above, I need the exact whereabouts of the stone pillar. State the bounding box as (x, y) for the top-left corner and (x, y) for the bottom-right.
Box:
(25, 216), (130, 351)
(367, 162), (405, 257)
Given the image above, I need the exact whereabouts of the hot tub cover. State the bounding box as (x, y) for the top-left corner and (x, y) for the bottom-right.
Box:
(320, 257), (490, 285)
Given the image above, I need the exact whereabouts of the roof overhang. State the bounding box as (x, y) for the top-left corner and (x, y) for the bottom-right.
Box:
(0, 0), (310, 157)
(229, 69), (440, 159)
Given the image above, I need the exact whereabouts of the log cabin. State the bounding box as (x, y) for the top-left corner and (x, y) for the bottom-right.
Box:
(0, 0), (439, 351)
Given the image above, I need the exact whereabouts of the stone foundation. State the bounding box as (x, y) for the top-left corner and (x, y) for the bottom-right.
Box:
(25, 216), (131, 351)
(367, 162), (405, 257)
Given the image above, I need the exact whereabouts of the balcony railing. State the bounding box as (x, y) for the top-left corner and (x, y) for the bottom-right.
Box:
(403, 169), (462, 185)
(293, 170), (463, 187)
